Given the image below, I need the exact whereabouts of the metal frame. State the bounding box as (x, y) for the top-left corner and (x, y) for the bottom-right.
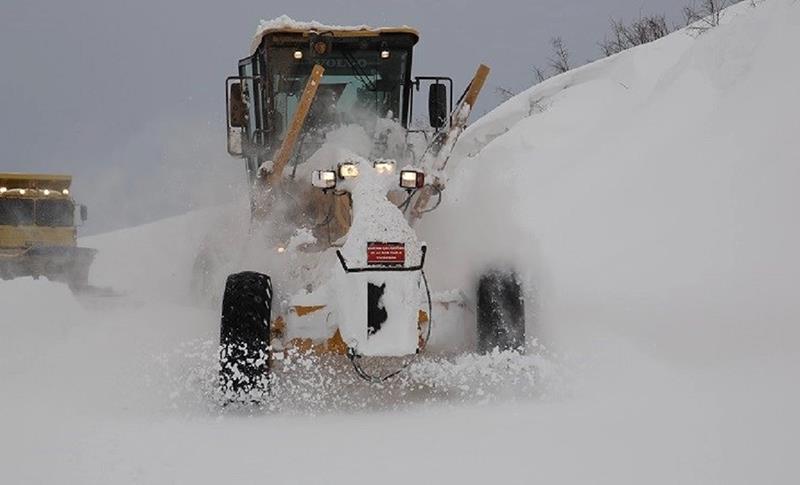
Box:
(409, 76), (454, 133)
(225, 75), (261, 157)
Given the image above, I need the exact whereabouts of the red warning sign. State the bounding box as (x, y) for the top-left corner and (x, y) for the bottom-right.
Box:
(367, 242), (406, 266)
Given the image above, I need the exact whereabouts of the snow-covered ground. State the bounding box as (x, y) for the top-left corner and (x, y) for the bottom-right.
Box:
(3, 1), (800, 483)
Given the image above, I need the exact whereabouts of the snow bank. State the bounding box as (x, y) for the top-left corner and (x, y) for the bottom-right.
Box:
(424, 0), (800, 363)
(83, 205), (246, 301)
(0, 278), (86, 368)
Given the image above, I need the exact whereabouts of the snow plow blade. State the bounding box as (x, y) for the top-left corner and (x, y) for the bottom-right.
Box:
(0, 246), (97, 290)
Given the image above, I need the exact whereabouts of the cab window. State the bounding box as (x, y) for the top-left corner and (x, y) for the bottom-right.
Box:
(35, 200), (74, 227)
(0, 199), (34, 226)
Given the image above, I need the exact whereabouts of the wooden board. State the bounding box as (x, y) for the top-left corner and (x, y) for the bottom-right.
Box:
(267, 64), (325, 185)
(462, 64), (490, 117)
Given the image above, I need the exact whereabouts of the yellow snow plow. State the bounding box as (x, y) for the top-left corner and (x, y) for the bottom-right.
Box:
(213, 19), (524, 401)
(0, 173), (95, 290)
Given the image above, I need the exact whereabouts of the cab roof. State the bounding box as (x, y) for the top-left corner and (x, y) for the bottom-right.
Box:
(0, 173), (72, 191)
(251, 15), (419, 54)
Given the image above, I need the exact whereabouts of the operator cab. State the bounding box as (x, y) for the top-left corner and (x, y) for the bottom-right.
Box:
(0, 174), (84, 235)
(226, 23), (451, 182)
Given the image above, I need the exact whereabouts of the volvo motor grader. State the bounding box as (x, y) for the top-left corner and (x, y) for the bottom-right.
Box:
(219, 20), (525, 400)
(0, 173), (94, 290)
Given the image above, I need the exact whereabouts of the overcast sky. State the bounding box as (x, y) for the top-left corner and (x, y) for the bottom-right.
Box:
(0, 0), (689, 233)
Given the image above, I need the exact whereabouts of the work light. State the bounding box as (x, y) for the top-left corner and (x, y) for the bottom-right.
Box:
(293, 50), (303, 60)
(400, 170), (425, 189)
(312, 170), (337, 189)
(373, 160), (395, 174)
(338, 163), (359, 179)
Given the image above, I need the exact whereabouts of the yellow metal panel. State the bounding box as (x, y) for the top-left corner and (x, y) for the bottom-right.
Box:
(252, 26), (420, 54)
(0, 226), (76, 249)
(464, 64), (490, 108)
(0, 173), (72, 191)
(292, 305), (327, 317)
(325, 329), (348, 355)
(285, 330), (348, 356)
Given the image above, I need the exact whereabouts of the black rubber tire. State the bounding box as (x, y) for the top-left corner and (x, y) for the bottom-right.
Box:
(218, 271), (272, 401)
(477, 270), (526, 354)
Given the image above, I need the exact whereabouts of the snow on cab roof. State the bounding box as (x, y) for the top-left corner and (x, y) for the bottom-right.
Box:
(251, 15), (419, 54)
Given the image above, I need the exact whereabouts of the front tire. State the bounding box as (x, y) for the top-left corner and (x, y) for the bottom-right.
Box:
(477, 270), (525, 353)
(219, 271), (272, 401)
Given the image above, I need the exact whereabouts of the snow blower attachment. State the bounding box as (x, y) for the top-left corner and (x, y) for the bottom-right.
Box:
(0, 173), (97, 291)
(217, 21), (525, 400)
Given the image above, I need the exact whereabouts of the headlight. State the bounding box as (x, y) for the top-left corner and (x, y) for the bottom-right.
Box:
(338, 163), (359, 179)
(373, 160), (395, 174)
(400, 170), (425, 189)
(312, 170), (337, 189)
(0, 187), (7, 194)
(62, 189), (69, 196)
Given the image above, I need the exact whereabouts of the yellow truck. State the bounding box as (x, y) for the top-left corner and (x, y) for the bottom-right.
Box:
(0, 173), (95, 289)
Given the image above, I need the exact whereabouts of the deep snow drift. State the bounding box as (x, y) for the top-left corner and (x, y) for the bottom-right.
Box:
(3, 1), (800, 483)
(427, 0), (800, 364)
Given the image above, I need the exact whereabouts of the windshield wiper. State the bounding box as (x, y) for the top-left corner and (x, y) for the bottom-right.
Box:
(342, 51), (377, 91)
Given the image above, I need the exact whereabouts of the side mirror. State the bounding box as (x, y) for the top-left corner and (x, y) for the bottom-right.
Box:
(80, 205), (88, 222)
(228, 82), (247, 128)
(428, 83), (448, 129)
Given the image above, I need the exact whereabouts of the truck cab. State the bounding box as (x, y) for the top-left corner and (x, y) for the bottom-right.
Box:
(226, 23), (451, 184)
(0, 173), (94, 287)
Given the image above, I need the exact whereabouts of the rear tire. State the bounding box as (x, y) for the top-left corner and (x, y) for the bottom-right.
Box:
(477, 270), (525, 354)
(219, 271), (272, 401)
